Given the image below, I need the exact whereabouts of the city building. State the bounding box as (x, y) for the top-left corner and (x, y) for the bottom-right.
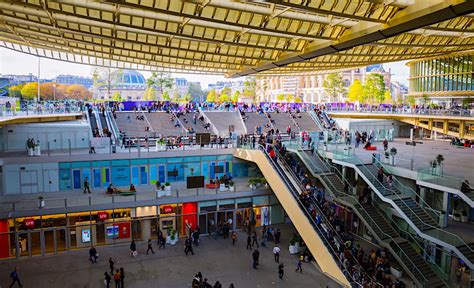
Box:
(173, 78), (189, 96)
(256, 65), (391, 103)
(0, 73), (37, 85)
(207, 81), (245, 94)
(407, 51), (473, 105)
(55, 75), (93, 88)
(94, 70), (147, 101)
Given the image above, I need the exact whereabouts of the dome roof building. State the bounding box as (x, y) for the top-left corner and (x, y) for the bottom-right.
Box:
(95, 70), (147, 101)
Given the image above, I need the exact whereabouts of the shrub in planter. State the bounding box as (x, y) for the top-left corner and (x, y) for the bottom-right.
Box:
(453, 213), (461, 221)
(165, 182), (171, 187)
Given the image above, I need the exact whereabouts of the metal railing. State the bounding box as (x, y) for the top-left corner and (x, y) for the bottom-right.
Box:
(325, 105), (474, 117)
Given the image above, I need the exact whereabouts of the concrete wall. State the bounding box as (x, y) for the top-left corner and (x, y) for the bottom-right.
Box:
(3, 162), (59, 195)
(2, 121), (90, 152)
(334, 118), (411, 138)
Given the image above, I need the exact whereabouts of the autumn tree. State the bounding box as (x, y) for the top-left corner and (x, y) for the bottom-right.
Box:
(161, 90), (170, 101)
(219, 92), (229, 103)
(65, 84), (91, 100)
(276, 94), (285, 102)
(206, 89), (217, 102)
(347, 80), (363, 102)
(231, 90), (240, 102)
(243, 76), (256, 101)
(20, 82), (38, 100)
(323, 73), (345, 102)
(8, 84), (23, 98)
(383, 90), (392, 104)
(172, 90), (180, 102)
(143, 87), (156, 100)
(286, 94), (295, 102)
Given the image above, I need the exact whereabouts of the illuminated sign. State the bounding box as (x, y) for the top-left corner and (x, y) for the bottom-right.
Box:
(81, 229), (91, 243)
(24, 218), (35, 229)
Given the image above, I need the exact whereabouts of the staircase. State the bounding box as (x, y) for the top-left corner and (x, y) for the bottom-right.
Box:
(392, 198), (438, 231)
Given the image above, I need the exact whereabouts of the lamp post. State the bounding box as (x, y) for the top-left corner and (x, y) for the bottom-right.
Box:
(53, 84), (56, 102)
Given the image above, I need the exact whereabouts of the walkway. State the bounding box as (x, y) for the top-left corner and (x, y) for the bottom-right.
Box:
(0, 224), (340, 288)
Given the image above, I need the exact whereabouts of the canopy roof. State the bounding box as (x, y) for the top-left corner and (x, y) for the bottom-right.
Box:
(0, 0), (473, 77)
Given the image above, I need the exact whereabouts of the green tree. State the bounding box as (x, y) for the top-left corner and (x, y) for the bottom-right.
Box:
(147, 72), (174, 93)
(92, 67), (122, 99)
(323, 73), (345, 102)
(363, 74), (385, 104)
(219, 92), (229, 103)
(112, 91), (123, 101)
(8, 84), (23, 98)
(243, 76), (256, 102)
(172, 90), (180, 102)
(162, 90), (170, 101)
(462, 96), (473, 108)
(143, 87), (156, 100)
(405, 95), (416, 107)
(187, 82), (205, 102)
(276, 94), (285, 102)
(206, 89), (217, 102)
(347, 80), (363, 102)
(383, 90), (392, 104)
(20, 82), (38, 100)
(180, 93), (192, 102)
(231, 90), (240, 102)
(286, 94), (295, 102)
(421, 94), (430, 106)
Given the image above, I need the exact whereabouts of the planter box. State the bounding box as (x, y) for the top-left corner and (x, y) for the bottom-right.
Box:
(170, 236), (177, 245)
(155, 144), (166, 151)
(220, 186), (229, 192)
(27, 148), (34, 157)
(34, 146), (41, 156)
(461, 215), (468, 223)
(289, 243), (300, 254)
(166, 235), (171, 244)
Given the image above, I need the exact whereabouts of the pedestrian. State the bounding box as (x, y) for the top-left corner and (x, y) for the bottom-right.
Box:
(231, 231), (237, 245)
(83, 176), (91, 194)
(130, 240), (137, 257)
(213, 281), (222, 288)
(252, 249), (260, 269)
(9, 267), (22, 288)
(273, 245), (281, 262)
(185, 237), (194, 255)
(146, 238), (155, 255)
(113, 269), (121, 288)
(109, 257), (116, 274)
(158, 230), (165, 249)
(89, 246), (98, 263)
(246, 233), (252, 250)
(251, 231), (259, 248)
(278, 263), (284, 279)
(120, 267), (125, 288)
(229, 284), (234, 288)
(296, 259), (303, 273)
(274, 228), (281, 245)
(104, 272), (111, 288)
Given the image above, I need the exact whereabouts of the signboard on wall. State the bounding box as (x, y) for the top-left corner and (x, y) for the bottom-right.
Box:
(105, 222), (130, 239)
(196, 133), (211, 145)
(98, 212), (108, 221)
(187, 176), (204, 189)
(81, 229), (91, 243)
(161, 205), (174, 214)
(24, 218), (35, 229)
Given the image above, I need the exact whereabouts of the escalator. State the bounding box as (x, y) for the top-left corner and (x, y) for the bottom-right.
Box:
(88, 111), (100, 137)
(292, 149), (449, 287)
(235, 147), (363, 287)
(98, 112), (111, 137)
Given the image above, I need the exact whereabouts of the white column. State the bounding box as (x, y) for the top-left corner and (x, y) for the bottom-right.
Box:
(140, 219), (151, 241)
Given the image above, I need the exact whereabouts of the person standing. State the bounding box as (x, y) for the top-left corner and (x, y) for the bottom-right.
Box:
(158, 231), (165, 249)
(113, 269), (121, 288)
(246, 233), (252, 250)
(119, 267), (125, 288)
(104, 272), (111, 288)
(273, 245), (281, 263)
(146, 239), (155, 255)
(252, 249), (260, 269)
(295, 259), (303, 273)
(130, 240), (137, 257)
(274, 229), (281, 245)
(231, 231), (237, 245)
(83, 176), (91, 194)
(251, 231), (259, 248)
(278, 263), (284, 279)
(89, 246), (98, 263)
(9, 267), (22, 288)
(185, 237), (194, 255)
(109, 257), (116, 274)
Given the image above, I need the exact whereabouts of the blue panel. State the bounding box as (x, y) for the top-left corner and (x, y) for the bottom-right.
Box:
(131, 166), (139, 185)
(93, 169), (101, 188)
(150, 166), (157, 184)
(201, 155), (216, 161)
(104, 168), (110, 187)
(140, 166), (148, 185)
(112, 160), (129, 166)
(210, 162), (216, 179)
(184, 156), (201, 163)
(217, 155), (233, 161)
(131, 159), (148, 165)
(167, 163), (184, 182)
(72, 170), (81, 189)
(59, 169), (71, 190)
(59, 162), (70, 169)
(149, 158), (166, 164)
(158, 165), (166, 183)
(91, 160), (110, 167)
(111, 166), (130, 186)
(71, 161), (90, 168)
(167, 157), (183, 163)
(202, 162), (209, 181)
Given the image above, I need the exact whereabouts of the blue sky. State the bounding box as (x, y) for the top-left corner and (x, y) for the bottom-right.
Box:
(0, 47), (409, 87)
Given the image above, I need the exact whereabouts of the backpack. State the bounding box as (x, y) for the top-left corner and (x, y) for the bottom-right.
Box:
(113, 273), (121, 281)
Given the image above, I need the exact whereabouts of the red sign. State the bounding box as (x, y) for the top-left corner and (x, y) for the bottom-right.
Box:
(98, 212), (108, 221)
(24, 218), (35, 229)
(118, 222), (131, 239)
(161, 205), (174, 214)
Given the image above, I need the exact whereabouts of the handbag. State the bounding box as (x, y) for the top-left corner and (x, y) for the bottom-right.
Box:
(132, 251), (138, 257)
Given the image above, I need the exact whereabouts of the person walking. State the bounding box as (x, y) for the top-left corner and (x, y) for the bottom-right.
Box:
(184, 237), (194, 255)
(231, 231), (237, 245)
(109, 257), (116, 274)
(130, 240), (137, 257)
(104, 272), (112, 288)
(119, 267), (125, 288)
(295, 259), (303, 273)
(158, 231), (165, 249)
(246, 233), (252, 250)
(274, 229), (281, 245)
(273, 245), (281, 263)
(9, 267), (22, 288)
(252, 249), (260, 269)
(89, 246), (98, 263)
(83, 176), (91, 194)
(146, 238), (155, 255)
(278, 263), (284, 279)
(113, 269), (121, 288)
(251, 231), (259, 248)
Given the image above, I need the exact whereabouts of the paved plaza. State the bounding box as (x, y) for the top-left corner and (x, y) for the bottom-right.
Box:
(0, 224), (340, 288)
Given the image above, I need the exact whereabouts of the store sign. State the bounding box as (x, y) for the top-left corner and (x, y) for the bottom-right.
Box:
(98, 212), (108, 221)
(81, 229), (91, 243)
(24, 218), (35, 229)
(161, 205), (174, 214)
